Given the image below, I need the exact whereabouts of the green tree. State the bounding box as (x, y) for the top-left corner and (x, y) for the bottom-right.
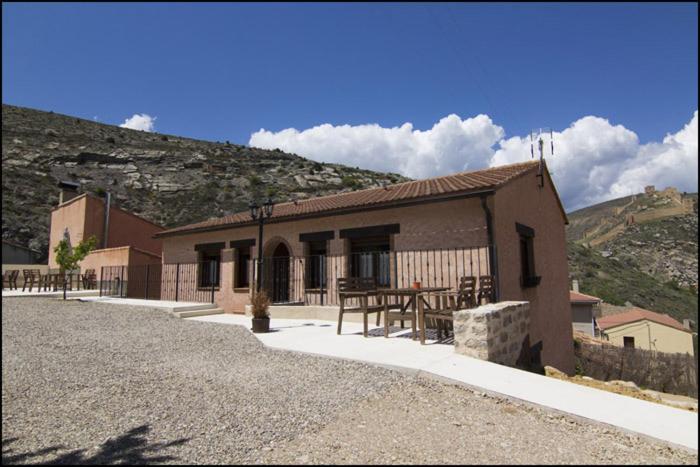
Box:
(54, 235), (98, 273)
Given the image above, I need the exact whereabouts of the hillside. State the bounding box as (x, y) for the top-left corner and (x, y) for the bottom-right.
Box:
(1, 104), (409, 260)
(566, 190), (698, 324)
(567, 242), (698, 325)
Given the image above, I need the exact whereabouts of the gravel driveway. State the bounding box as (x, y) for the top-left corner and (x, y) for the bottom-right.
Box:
(2, 297), (697, 464)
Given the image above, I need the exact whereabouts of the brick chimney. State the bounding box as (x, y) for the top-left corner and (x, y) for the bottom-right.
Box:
(572, 279), (579, 293)
(58, 180), (80, 205)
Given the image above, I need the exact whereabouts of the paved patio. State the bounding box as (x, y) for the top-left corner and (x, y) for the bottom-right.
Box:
(190, 313), (699, 451)
(1, 289), (99, 298)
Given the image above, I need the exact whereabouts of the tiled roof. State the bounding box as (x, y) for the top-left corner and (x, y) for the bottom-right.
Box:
(596, 307), (690, 333)
(570, 291), (602, 304)
(156, 160), (542, 237)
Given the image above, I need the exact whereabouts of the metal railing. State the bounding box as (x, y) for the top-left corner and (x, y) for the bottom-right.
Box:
(100, 261), (217, 303)
(256, 246), (492, 306)
(99, 246), (492, 307)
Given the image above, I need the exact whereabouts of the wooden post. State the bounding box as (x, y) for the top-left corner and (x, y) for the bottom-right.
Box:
(175, 263), (180, 302)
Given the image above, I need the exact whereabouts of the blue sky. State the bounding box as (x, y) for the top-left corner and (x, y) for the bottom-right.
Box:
(3, 2), (698, 209)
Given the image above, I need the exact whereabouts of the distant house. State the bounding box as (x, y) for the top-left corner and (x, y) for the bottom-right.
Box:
(570, 288), (602, 337)
(596, 307), (694, 355)
(2, 239), (42, 265)
(48, 182), (165, 274)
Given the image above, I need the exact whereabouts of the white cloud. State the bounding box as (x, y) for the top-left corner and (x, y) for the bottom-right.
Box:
(491, 112), (698, 210)
(249, 112), (698, 211)
(250, 114), (504, 179)
(120, 113), (156, 132)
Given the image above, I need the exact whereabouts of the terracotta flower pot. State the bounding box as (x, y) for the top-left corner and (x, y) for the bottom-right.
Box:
(412, 281), (421, 289)
(252, 317), (270, 333)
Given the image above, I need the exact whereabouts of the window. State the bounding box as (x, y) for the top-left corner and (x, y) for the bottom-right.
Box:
(349, 236), (390, 287)
(623, 336), (635, 348)
(305, 240), (327, 289)
(516, 223), (540, 288)
(235, 248), (251, 288)
(199, 250), (221, 288)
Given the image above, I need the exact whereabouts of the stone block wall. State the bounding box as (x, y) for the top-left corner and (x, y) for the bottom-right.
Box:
(453, 301), (530, 367)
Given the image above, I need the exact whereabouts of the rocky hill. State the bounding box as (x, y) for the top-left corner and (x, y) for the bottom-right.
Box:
(2, 104), (409, 260)
(567, 191), (698, 324)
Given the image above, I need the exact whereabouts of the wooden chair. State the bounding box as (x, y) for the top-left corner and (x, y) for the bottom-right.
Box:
(457, 276), (477, 309)
(477, 275), (496, 305)
(51, 271), (66, 292)
(418, 291), (459, 345)
(382, 291), (415, 339)
(3, 270), (19, 290)
(337, 277), (383, 337)
(82, 269), (97, 289)
(21, 269), (46, 292)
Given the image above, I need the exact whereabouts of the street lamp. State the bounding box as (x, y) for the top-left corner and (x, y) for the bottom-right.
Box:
(250, 197), (274, 292)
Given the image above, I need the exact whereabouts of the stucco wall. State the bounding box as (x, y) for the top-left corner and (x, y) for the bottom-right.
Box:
(49, 194), (163, 269)
(107, 206), (164, 255)
(492, 166), (574, 374)
(603, 320), (695, 355)
(572, 303), (596, 336)
(79, 247), (131, 273)
(49, 196), (88, 268)
(79, 246), (161, 276)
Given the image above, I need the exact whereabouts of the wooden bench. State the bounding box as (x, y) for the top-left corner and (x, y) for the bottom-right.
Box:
(337, 277), (383, 337)
(21, 269), (47, 292)
(82, 269), (97, 289)
(3, 270), (19, 290)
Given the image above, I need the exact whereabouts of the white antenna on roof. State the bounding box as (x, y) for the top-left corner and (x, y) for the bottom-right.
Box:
(529, 128), (553, 187)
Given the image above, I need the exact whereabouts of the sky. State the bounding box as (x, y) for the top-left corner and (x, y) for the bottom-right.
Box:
(2, 2), (698, 210)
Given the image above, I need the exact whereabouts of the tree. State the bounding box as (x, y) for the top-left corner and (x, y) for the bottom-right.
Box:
(54, 235), (97, 273)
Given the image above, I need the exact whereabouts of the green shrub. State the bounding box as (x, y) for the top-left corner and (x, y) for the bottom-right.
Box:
(54, 235), (97, 273)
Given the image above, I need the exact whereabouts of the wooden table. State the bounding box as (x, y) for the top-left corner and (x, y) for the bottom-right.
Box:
(378, 287), (450, 339)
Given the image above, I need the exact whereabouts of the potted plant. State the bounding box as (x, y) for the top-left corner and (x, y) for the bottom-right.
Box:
(250, 289), (271, 333)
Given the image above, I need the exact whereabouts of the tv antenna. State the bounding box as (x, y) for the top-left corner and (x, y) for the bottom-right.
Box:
(529, 128), (554, 187)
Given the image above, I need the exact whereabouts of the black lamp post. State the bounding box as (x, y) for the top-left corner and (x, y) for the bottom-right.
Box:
(249, 197), (274, 292)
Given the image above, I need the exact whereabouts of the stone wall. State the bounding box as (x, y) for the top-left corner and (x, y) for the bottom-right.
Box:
(453, 301), (530, 367)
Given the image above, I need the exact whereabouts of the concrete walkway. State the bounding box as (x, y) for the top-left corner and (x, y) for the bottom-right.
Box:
(2, 289), (99, 298)
(190, 314), (698, 451)
(77, 296), (217, 313)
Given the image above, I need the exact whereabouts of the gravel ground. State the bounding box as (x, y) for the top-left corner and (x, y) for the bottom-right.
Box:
(2, 297), (697, 465)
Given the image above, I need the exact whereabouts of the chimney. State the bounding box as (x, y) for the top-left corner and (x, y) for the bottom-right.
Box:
(572, 279), (579, 293)
(683, 319), (695, 331)
(58, 181), (80, 205)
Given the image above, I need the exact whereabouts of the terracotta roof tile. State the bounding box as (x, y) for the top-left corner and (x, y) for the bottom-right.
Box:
(156, 160), (541, 237)
(596, 307), (690, 333)
(570, 291), (602, 303)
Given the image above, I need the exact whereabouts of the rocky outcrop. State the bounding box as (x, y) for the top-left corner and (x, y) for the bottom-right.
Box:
(1, 104), (409, 260)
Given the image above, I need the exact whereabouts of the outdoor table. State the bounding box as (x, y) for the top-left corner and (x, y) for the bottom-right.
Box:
(378, 287), (449, 339)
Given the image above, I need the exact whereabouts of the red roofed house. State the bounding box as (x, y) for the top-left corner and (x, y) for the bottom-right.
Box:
(154, 160), (574, 372)
(596, 307), (695, 355)
(569, 281), (602, 337)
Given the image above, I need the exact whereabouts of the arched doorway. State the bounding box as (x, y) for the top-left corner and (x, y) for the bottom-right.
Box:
(268, 242), (290, 303)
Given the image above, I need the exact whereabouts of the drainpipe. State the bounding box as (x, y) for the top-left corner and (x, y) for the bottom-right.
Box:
(480, 194), (499, 301)
(102, 192), (111, 249)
